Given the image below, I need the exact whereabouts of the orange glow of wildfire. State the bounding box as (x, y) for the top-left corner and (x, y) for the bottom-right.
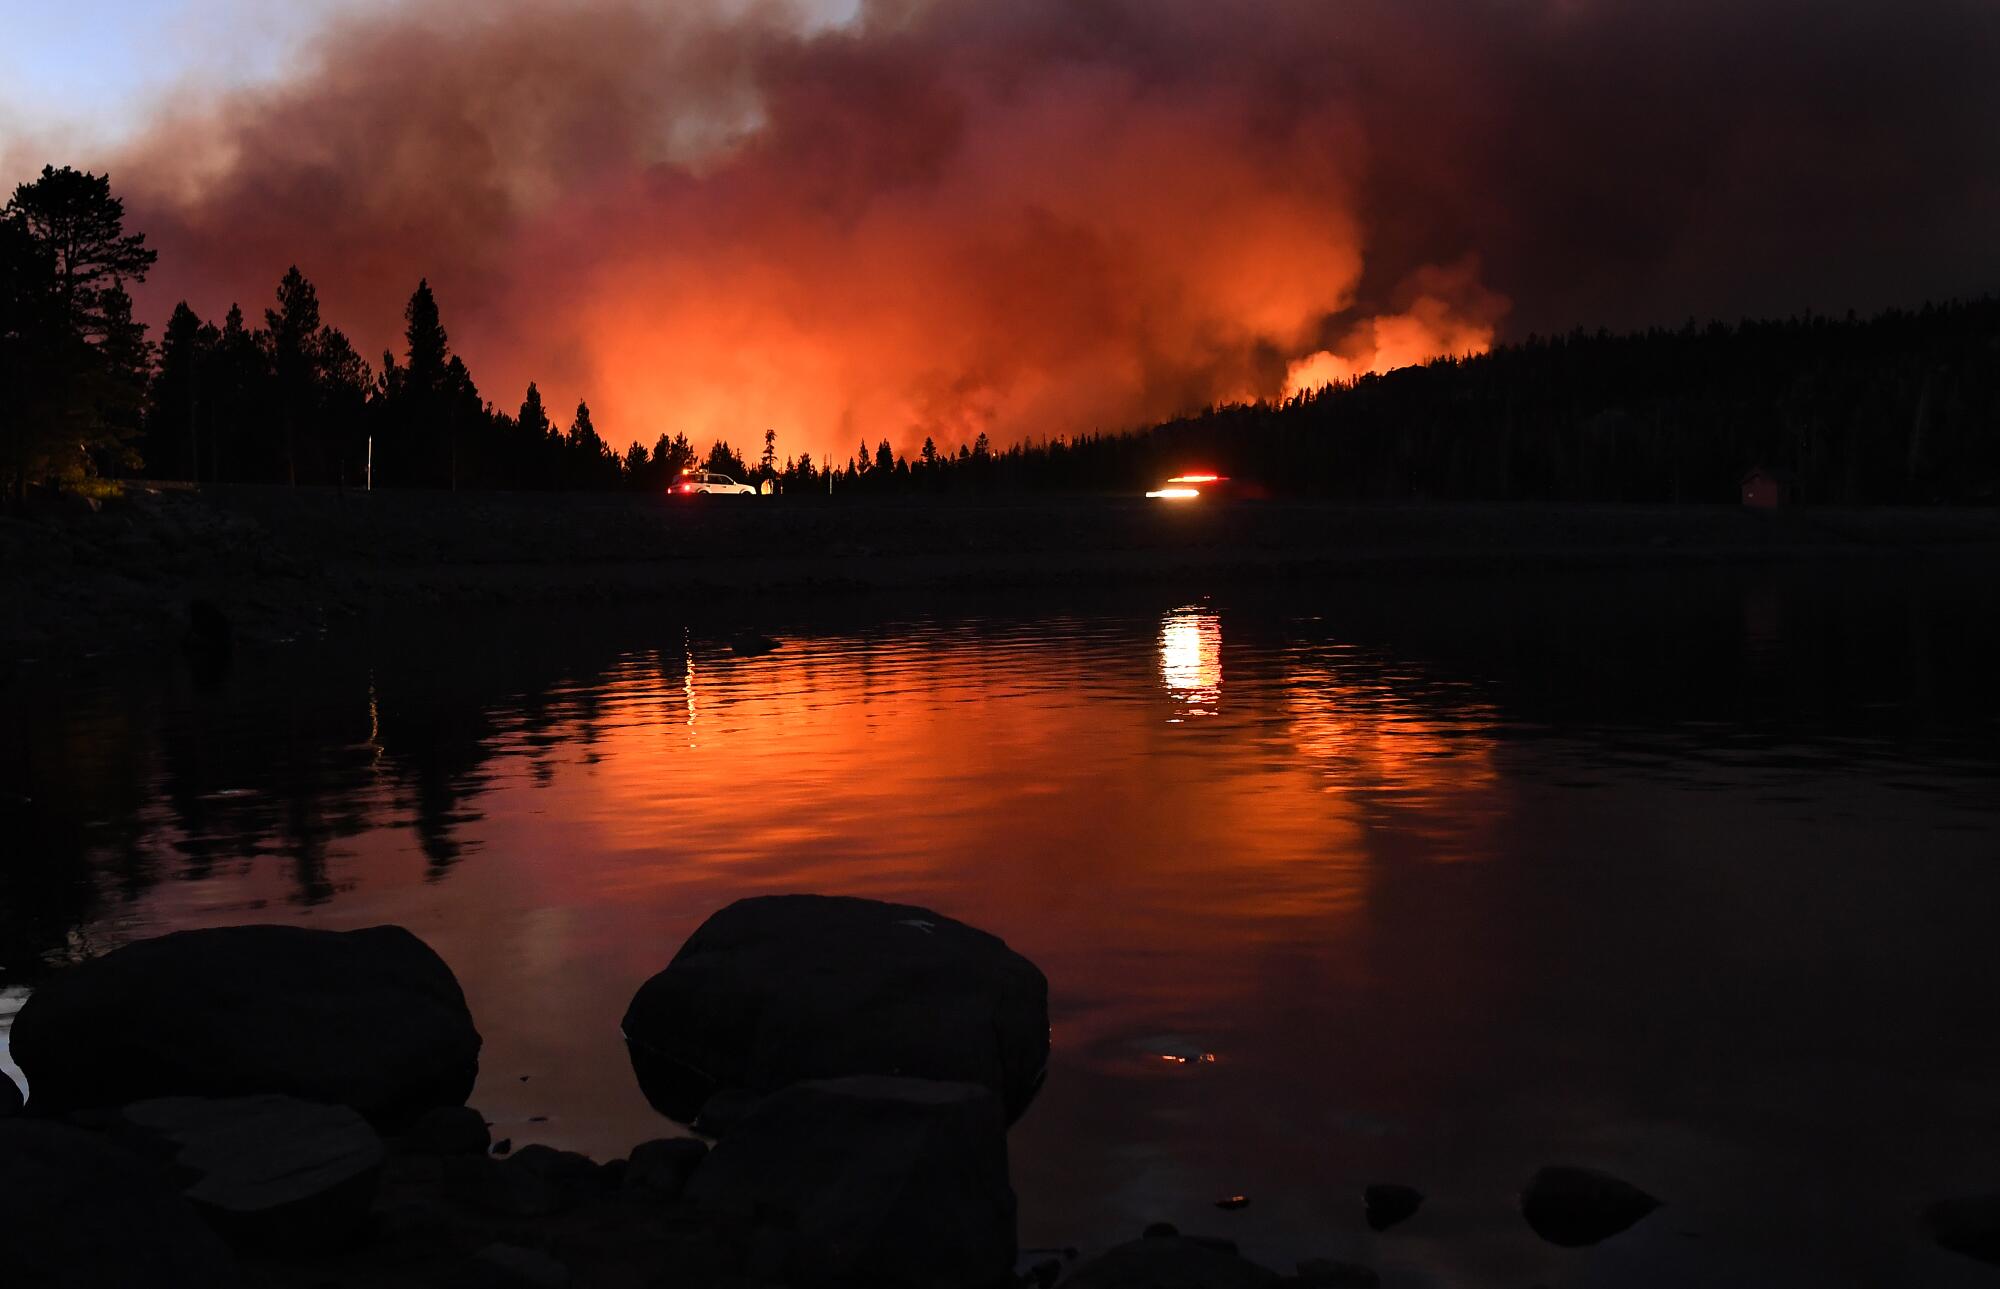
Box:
(1283, 260), (1505, 398)
(104, 3), (1513, 465)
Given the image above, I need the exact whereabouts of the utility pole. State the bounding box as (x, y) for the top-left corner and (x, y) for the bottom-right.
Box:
(366, 436), (373, 491)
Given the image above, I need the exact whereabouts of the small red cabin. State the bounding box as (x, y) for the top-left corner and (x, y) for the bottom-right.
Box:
(1741, 467), (1792, 509)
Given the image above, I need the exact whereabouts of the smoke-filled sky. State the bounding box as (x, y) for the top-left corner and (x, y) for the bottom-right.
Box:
(6, 0), (1999, 459)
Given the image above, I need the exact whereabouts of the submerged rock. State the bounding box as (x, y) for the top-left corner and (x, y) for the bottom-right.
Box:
(1064, 1235), (1280, 1288)
(1520, 1165), (1661, 1247)
(623, 894), (1049, 1123)
(1363, 1183), (1424, 1231)
(687, 1075), (1016, 1289)
(1925, 1193), (2000, 1265)
(0, 1119), (239, 1287)
(10, 923), (480, 1127)
(116, 1094), (385, 1251)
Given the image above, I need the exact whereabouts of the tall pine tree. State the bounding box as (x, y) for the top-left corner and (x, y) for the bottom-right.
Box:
(265, 266), (321, 485)
(2, 166), (156, 489)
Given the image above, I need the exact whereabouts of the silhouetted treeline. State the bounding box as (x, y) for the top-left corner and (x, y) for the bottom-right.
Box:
(142, 266), (792, 493)
(140, 289), (2000, 503)
(7, 165), (1997, 504)
(142, 271), (698, 493)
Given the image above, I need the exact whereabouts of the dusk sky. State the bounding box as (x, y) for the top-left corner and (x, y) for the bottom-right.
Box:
(7, 0), (1999, 459)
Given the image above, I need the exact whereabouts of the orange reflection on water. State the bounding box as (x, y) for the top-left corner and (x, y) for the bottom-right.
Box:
(1160, 608), (1222, 717)
(31, 609), (1512, 1171)
(1285, 658), (1503, 860)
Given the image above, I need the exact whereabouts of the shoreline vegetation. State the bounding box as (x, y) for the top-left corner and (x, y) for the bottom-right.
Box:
(6, 486), (2000, 661)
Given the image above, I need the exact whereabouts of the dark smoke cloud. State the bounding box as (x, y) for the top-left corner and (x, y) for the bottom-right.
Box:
(59, 0), (2000, 457)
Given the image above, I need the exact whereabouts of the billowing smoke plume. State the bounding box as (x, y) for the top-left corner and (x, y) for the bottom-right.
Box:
(79, 0), (2000, 459)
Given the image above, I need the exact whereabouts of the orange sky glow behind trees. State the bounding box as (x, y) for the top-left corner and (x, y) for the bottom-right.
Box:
(15, 0), (1998, 464)
(89, 0), (1517, 463)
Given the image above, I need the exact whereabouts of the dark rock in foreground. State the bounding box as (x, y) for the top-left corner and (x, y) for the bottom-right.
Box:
(10, 923), (481, 1126)
(624, 1137), (709, 1198)
(1520, 1165), (1661, 1247)
(623, 894), (1049, 1123)
(445, 1153), (565, 1219)
(0, 1074), (20, 1117)
(0, 1119), (239, 1287)
(444, 1146), (609, 1219)
(1363, 1182), (1423, 1231)
(116, 1094), (385, 1250)
(404, 1103), (492, 1156)
(1296, 1257), (1380, 1287)
(1925, 1194), (2000, 1265)
(1064, 1235), (1281, 1288)
(687, 1075), (1016, 1289)
(467, 1241), (573, 1287)
(507, 1144), (610, 1206)
(690, 1087), (763, 1139)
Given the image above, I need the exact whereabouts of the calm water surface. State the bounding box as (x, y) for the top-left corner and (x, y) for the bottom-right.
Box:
(5, 569), (1999, 1287)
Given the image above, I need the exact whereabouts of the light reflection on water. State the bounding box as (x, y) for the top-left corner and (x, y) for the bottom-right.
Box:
(4, 574), (2000, 1286)
(1160, 607), (1223, 717)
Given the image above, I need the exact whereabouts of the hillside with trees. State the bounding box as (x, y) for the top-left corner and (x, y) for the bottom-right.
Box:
(988, 303), (2000, 505)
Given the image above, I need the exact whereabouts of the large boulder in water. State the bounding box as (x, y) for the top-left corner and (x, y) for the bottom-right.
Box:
(11, 924), (480, 1126)
(622, 895), (1048, 1122)
(0, 1119), (240, 1287)
(115, 1094), (386, 1251)
(687, 1075), (1017, 1289)
(1520, 1165), (1661, 1247)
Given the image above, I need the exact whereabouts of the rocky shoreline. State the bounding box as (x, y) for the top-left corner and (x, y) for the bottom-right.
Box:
(7, 895), (1997, 1287)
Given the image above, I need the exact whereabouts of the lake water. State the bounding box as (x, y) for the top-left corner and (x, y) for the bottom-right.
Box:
(5, 566), (1999, 1287)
